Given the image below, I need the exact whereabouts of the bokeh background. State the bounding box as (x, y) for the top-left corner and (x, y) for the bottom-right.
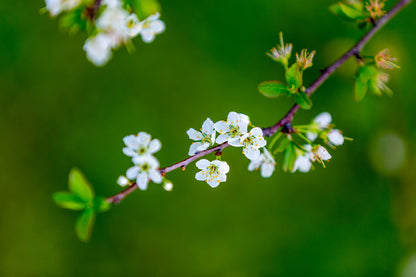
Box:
(1, 0), (416, 276)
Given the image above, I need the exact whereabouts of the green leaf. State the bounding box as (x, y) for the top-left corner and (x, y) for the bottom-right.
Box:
(93, 196), (111, 213)
(282, 142), (296, 172)
(329, 2), (365, 21)
(258, 81), (290, 98)
(354, 77), (368, 101)
(274, 136), (291, 153)
(125, 0), (161, 19)
(354, 65), (378, 101)
(53, 192), (88, 210)
(285, 64), (303, 89)
(296, 91), (312, 110)
(69, 168), (94, 202)
(76, 208), (95, 242)
(59, 7), (88, 35)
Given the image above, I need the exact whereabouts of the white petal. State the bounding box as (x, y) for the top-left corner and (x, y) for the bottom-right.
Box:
(328, 129), (344, 146)
(212, 160), (230, 173)
(196, 142), (210, 151)
(213, 121), (228, 134)
(150, 20), (165, 33)
(293, 156), (312, 173)
(227, 112), (239, 125)
(216, 134), (228, 144)
(239, 113), (250, 125)
(123, 135), (139, 149)
(317, 146), (332, 160)
(188, 142), (202, 156)
(201, 118), (214, 135)
(207, 176), (221, 188)
(196, 159), (210, 170)
(148, 169), (162, 184)
(137, 132), (151, 146)
(261, 163), (275, 178)
(248, 159), (262, 171)
(228, 138), (243, 147)
(122, 147), (137, 157)
(243, 146), (261, 160)
(303, 144), (313, 151)
(314, 112), (332, 128)
(117, 175), (129, 186)
(186, 128), (203, 141)
(263, 148), (275, 163)
(195, 171), (207, 181)
(250, 127), (263, 137)
(141, 29), (156, 43)
(126, 166), (139, 179)
(136, 172), (149, 190)
(306, 132), (318, 142)
(148, 139), (161, 153)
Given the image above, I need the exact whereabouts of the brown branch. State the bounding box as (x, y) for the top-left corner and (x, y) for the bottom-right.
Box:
(106, 0), (412, 204)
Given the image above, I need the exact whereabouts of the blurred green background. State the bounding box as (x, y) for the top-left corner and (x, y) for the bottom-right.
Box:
(1, 0), (416, 276)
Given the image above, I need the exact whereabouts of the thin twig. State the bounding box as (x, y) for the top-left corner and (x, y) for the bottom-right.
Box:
(106, 0), (412, 204)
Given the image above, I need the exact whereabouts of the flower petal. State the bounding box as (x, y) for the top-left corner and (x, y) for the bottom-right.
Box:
(261, 163), (275, 178)
(126, 166), (139, 179)
(186, 128), (203, 141)
(228, 138), (243, 147)
(148, 139), (161, 153)
(196, 159), (210, 170)
(328, 129), (344, 146)
(314, 112), (332, 128)
(151, 20), (165, 33)
(306, 132), (318, 142)
(216, 134), (228, 144)
(189, 142), (202, 156)
(137, 132), (151, 146)
(207, 176), (221, 188)
(195, 171), (207, 181)
(123, 135), (139, 149)
(122, 147), (137, 157)
(148, 169), (162, 184)
(136, 172), (149, 190)
(213, 121), (228, 134)
(227, 112), (239, 125)
(201, 118), (214, 135)
(243, 146), (261, 160)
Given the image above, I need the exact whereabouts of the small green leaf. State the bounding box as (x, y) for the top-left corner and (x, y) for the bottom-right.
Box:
(285, 63), (303, 89)
(354, 65), (378, 101)
(69, 168), (94, 202)
(53, 192), (88, 210)
(329, 2), (365, 21)
(354, 77), (368, 101)
(296, 91), (312, 110)
(76, 208), (96, 242)
(258, 81), (290, 98)
(282, 142), (296, 172)
(93, 196), (111, 212)
(274, 136), (291, 153)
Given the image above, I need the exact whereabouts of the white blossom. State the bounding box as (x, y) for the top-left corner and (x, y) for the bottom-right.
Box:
(124, 13), (142, 37)
(122, 132), (161, 159)
(102, 0), (122, 8)
(306, 112), (332, 141)
(163, 180), (173, 191)
(195, 159), (230, 188)
(96, 5), (129, 45)
(187, 118), (216, 156)
(236, 127), (267, 160)
(292, 144), (313, 173)
(138, 12), (166, 43)
(248, 148), (276, 178)
(44, 0), (82, 16)
(214, 112), (250, 146)
(126, 156), (162, 190)
(83, 33), (114, 66)
(312, 145), (332, 162)
(327, 129), (344, 146)
(117, 175), (130, 187)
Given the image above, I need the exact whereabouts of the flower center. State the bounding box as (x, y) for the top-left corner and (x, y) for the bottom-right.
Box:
(141, 163), (150, 171)
(243, 136), (253, 145)
(207, 164), (219, 175)
(137, 147), (146, 155)
(228, 125), (240, 137)
(127, 19), (135, 29)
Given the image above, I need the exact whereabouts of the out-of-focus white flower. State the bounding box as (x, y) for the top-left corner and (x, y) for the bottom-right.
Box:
(124, 13), (142, 37)
(96, 5), (129, 45)
(122, 132), (161, 159)
(236, 127), (267, 160)
(126, 156), (162, 190)
(187, 118), (216, 156)
(195, 159), (230, 188)
(138, 12), (165, 43)
(312, 145), (332, 162)
(83, 33), (114, 66)
(292, 144), (313, 173)
(306, 112), (332, 141)
(327, 129), (344, 146)
(248, 148), (276, 177)
(163, 180), (173, 191)
(117, 175), (130, 187)
(102, 0), (122, 8)
(214, 112), (250, 146)
(44, 0), (82, 16)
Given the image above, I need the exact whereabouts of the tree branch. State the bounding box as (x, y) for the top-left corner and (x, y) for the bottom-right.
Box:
(106, 0), (412, 204)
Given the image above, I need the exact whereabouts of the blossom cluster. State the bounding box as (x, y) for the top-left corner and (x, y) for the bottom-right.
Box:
(44, 0), (165, 66)
(187, 112), (271, 187)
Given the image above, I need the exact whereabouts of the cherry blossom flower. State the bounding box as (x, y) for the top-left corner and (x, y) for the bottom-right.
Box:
(124, 13), (142, 37)
(122, 132), (161, 159)
(292, 144), (313, 173)
(127, 156), (162, 190)
(44, 0), (82, 17)
(214, 112), (250, 146)
(83, 33), (114, 66)
(236, 127), (267, 160)
(248, 148), (276, 177)
(312, 145), (332, 162)
(327, 129), (344, 146)
(306, 112), (332, 141)
(195, 159), (230, 188)
(138, 12), (165, 43)
(187, 118), (216, 156)
(117, 175), (130, 187)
